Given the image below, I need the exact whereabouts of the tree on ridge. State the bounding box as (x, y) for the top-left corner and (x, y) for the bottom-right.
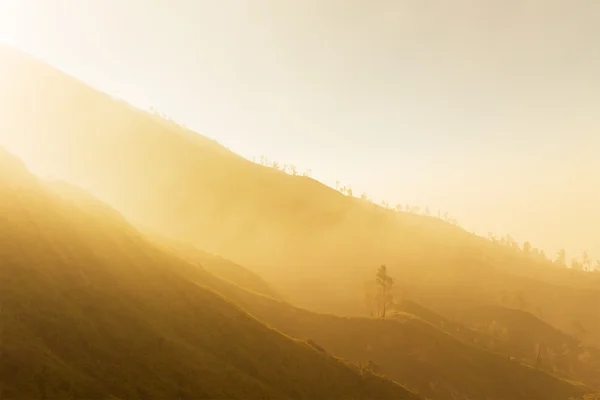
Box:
(375, 265), (394, 319)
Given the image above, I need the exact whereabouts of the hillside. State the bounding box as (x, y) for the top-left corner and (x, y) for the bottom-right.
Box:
(392, 300), (600, 391)
(154, 240), (591, 400)
(146, 232), (283, 300)
(1, 45), (598, 352)
(0, 148), (417, 399)
(456, 305), (600, 390)
(1, 45), (598, 350)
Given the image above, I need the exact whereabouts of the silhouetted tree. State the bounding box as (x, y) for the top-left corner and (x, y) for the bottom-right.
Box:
(523, 241), (532, 255)
(347, 186), (353, 197)
(375, 265), (394, 318)
(505, 234), (516, 249)
(395, 204), (403, 212)
(555, 249), (567, 267)
(424, 207), (431, 216)
(582, 251), (591, 272)
(289, 165), (297, 176)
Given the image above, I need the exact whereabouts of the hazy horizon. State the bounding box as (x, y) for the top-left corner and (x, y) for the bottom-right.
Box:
(1, 4), (600, 398)
(1, 0), (598, 261)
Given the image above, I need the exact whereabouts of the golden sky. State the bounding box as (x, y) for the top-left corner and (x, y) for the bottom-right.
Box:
(0, 0), (598, 261)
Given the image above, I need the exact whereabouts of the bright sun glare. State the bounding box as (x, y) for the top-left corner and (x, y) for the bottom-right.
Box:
(0, 0), (24, 47)
(0, 33), (14, 45)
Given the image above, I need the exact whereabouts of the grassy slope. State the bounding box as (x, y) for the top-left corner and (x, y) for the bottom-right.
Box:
(455, 305), (600, 390)
(393, 300), (600, 391)
(0, 45), (598, 348)
(0, 149), (417, 400)
(158, 242), (590, 400)
(145, 231), (283, 300)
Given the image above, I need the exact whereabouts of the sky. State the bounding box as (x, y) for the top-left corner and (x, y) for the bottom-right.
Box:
(0, 0), (599, 261)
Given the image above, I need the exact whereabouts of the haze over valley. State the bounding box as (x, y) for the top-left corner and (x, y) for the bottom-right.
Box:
(1, 0), (599, 261)
(0, 2), (599, 399)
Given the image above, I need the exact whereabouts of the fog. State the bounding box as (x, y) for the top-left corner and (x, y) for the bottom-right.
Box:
(1, 0), (598, 260)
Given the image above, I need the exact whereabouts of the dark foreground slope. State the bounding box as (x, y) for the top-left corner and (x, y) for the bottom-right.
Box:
(155, 241), (590, 400)
(0, 44), (598, 349)
(0, 149), (417, 400)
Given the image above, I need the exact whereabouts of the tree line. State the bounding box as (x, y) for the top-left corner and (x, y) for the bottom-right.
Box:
(254, 154), (598, 272)
(253, 155), (461, 226)
(145, 109), (598, 273)
(488, 233), (598, 273)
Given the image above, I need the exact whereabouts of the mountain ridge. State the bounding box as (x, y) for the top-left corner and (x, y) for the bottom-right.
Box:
(0, 147), (418, 400)
(157, 235), (592, 400)
(1, 44), (598, 350)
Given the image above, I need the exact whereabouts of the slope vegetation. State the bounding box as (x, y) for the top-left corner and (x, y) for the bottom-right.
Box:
(1, 44), (599, 348)
(156, 240), (590, 400)
(0, 148), (416, 400)
(456, 305), (600, 390)
(392, 300), (600, 391)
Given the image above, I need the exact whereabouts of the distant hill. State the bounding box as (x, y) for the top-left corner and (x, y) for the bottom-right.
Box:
(392, 300), (600, 391)
(148, 231), (283, 300)
(161, 240), (591, 400)
(1, 44), (599, 344)
(0, 148), (417, 399)
(456, 305), (600, 390)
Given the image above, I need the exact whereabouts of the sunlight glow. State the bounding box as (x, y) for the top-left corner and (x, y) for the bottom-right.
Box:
(0, 32), (14, 46)
(0, 4), (599, 398)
